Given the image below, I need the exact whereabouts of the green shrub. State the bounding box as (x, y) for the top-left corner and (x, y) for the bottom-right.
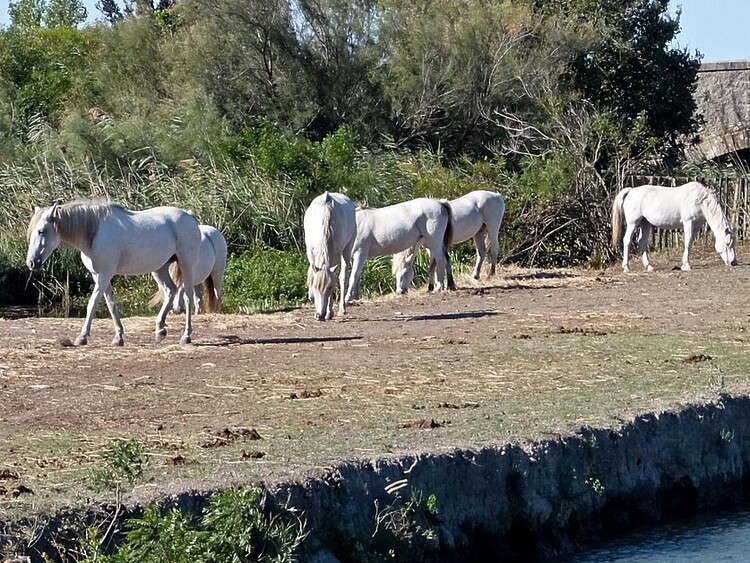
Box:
(223, 249), (309, 313)
(84, 486), (305, 563)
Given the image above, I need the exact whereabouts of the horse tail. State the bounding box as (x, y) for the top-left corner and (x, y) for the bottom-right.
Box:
(202, 230), (224, 313)
(203, 275), (219, 313)
(440, 200), (453, 249)
(170, 260), (184, 287)
(611, 187), (632, 249)
(148, 258), (180, 308)
(148, 288), (164, 308)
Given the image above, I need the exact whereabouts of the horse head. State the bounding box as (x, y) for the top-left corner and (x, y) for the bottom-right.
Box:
(716, 227), (738, 266)
(26, 204), (62, 271)
(310, 263), (338, 320)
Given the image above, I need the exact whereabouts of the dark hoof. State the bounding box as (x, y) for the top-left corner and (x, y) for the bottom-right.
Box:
(155, 329), (167, 343)
(180, 335), (192, 345)
(74, 335), (88, 346)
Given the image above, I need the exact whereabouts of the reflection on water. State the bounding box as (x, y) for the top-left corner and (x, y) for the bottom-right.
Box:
(556, 506), (750, 562)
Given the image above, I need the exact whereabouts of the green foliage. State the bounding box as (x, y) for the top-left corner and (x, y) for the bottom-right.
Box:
(0, 0), (707, 295)
(223, 250), (309, 313)
(89, 438), (145, 490)
(84, 486), (305, 563)
(367, 488), (439, 561)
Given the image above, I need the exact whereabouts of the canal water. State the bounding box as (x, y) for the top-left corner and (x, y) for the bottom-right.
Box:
(556, 506), (750, 562)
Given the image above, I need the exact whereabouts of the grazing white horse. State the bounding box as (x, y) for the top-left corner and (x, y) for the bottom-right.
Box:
(345, 198), (454, 303)
(304, 192), (357, 320)
(611, 181), (737, 272)
(26, 200), (201, 346)
(151, 225), (227, 314)
(393, 190), (506, 293)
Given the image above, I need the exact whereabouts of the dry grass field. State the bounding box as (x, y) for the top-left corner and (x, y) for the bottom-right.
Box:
(2, 244), (750, 520)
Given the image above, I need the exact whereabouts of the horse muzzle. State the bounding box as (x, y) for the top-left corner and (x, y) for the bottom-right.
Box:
(27, 258), (42, 271)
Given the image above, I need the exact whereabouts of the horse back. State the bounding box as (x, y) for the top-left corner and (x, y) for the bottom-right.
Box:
(449, 191), (505, 243)
(92, 206), (201, 275)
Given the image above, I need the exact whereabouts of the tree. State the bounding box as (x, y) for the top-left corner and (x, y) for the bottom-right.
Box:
(45, 0), (87, 28)
(536, 0), (700, 160)
(9, 0), (87, 30)
(96, 0), (124, 25)
(8, 0), (45, 32)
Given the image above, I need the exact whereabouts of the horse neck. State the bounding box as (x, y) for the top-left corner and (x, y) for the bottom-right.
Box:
(56, 204), (105, 251)
(700, 193), (730, 238)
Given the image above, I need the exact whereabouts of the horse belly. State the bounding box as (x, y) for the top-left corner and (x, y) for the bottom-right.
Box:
(114, 242), (176, 275)
(451, 214), (484, 245)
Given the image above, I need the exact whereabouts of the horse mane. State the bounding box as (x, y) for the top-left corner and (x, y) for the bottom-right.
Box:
(54, 199), (123, 248)
(392, 248), (413, 276)
(696, 183), (731, 231)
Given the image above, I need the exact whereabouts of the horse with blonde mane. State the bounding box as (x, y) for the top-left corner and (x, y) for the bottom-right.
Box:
(26, 200), (201, 346)
(345, 198), (454, 303)
(393, 190), (506, 293)
(611, 181), (737, 272)
(304, 192), (357, 320)
(150, 225), (227, 314)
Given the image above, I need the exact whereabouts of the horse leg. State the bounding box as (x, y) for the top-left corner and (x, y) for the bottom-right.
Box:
(338, 252), (351, 315)
(75, 272), (111, 346)
(487, 225), (500, 277)
(151, 268), (176, 342)
(425, 249), (436, 291)
(102, 285), (125, 346)
(639, 223), (654, 272)
(193, 284), (203, 313)
(426, 240), (447, 292)
(472, 228), (487, 279)
(681, 221), (694, 271)
(180, 282), (195, 345)
(345, 249), (367, 304)
(622, 222), (637, 272)
(445, 249), (456, 291)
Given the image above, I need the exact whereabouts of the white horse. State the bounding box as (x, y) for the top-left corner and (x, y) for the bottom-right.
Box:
(150, 225), (227, 314)
(345, 198), (454, 303)
(26, 200), (201, 346)
(393, 190), (506, 293)
(304, 192), (357, 320)
(611, 181), (737, 272)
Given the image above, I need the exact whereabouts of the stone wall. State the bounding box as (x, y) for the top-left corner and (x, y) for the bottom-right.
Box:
(692, 61), (750, 160)
(279, 395), (750, 561)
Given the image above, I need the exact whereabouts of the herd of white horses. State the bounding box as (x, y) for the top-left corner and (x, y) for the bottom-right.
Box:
(24, 181), (737, 346)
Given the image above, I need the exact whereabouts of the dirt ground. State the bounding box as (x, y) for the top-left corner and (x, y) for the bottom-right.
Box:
(3, 244), (750, 514)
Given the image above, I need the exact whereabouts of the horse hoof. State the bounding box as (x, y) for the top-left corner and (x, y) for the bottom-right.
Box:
(427, 284), (435, 292)
(155, 329), (167, 343)
(681, 264), (691, 271)
(647, 265), (655, 272)
(180, 335), (192, 345)
(472, 273), (480, 280)
(448, 282), (458, 291)
(110, 338), (124, 347)
(74, 335), (88, 346)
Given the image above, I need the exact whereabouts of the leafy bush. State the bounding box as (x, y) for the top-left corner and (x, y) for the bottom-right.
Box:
(84, 486), (305, 563)
(223, 249), (309, 313)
